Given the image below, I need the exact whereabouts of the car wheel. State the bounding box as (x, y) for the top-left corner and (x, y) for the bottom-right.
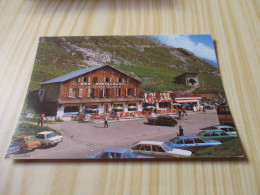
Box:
(152, 121), (156, 125)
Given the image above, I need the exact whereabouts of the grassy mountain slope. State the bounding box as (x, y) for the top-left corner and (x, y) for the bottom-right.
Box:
(29, 36), (224, 93)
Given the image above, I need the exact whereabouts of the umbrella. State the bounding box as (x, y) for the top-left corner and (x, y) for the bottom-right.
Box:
(173, 103), (180, 105)
(128, 105), (137, 109)
(113, 106), (124, 110)
(146, 105), (156, 109)
(84, 107), (94, 111)
(92, 108), (99, 112)
(182, 103), (189, 106)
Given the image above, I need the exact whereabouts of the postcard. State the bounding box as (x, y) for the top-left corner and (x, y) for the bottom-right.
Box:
(5, 35), (244, 159)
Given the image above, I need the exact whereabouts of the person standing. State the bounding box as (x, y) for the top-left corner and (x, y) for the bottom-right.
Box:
(177, 125), (184, 136)
(104, 114), (109, 128)
(38, 113), (44, 126)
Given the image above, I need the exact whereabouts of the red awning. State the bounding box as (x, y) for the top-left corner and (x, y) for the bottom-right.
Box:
(175, 100), (200, 103)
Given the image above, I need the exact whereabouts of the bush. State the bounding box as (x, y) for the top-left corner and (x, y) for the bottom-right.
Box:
(13, 122), (61, 136)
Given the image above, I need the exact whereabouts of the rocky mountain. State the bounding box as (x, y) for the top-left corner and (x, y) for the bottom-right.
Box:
(30, 36), (224, 93)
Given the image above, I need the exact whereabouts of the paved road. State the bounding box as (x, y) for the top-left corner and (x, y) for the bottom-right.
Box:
(13, 109), (219, 159)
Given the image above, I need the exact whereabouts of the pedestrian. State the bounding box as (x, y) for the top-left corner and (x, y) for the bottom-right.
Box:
(104, 114), (109, 128)
(203, 106), (206, 114)
(38, 113), (44, 126)
(177, 125), (184, 136)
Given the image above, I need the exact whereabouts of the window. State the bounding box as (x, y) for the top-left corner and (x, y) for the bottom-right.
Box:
(204, 133), (211, 137)
(68, 88), (82, 98)
(219, 131), (228, 136)
(64, 106), (79, 114)
(26, 137), (37, 142)
(184, 139), (194, 144)
(93, 77), (97, 83)
(36, 134), (44, 139)
(104, 88), (110, 98)
(83, 77), (88, 82)
(118, 78), (123, 83)
(144, 145), (151, 151)
(105, 77), (111, 83)
(211, 131), (220, 136)
(39, 89), (45, 97)
(152, 145), (165, 152)
(175, 140), (183, 145)
(91, 88), (95, 98)
(127, 88), (134, 96)
(116, 88), (121, 97)
(47, 133), (57, 139)
(194, 138), (205, 143)
(132, 145), (142, 150)
(126, 79), (133, 84)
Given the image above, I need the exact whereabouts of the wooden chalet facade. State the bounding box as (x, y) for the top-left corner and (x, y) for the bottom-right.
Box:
(38, 65), (143, 117)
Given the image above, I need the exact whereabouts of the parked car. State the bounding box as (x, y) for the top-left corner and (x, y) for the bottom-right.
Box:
(5, 145), (20, 158)
(11, 135), (41, 152)
(201, 103), (215, 109)
(213, 125), (237, 135)
(148, 115), (177, 126)
(197, 130), (237, 142)
(35, 131), (63, 147)
(88, 148), (154, 159)
(165, 136), (221, 152)
(131, 141), (192, 158)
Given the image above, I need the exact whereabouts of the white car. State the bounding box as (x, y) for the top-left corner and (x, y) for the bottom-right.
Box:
(35, 131), (63, 147)
(131, 141), (192, 158)
(214, 125), (237, 135)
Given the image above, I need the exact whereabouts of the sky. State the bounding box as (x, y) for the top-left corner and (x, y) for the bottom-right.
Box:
(155, 35), (218, 67)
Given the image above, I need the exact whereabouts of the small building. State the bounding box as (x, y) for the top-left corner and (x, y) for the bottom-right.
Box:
(38, 64), (143, 117)
(174, 73), (199, 86)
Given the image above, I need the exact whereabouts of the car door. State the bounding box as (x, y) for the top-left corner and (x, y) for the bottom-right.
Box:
(151, 145), (167, 158)
(183, 138), (196, 151)
(138, 144), (152, 156)
(157, 116), (165, 125)
(193, 138), (208, 150)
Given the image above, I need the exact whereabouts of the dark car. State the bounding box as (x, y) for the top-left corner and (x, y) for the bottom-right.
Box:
(88, 148), (153, 159)
(148, 115), (177, 126)
(165, 136), (221, 152)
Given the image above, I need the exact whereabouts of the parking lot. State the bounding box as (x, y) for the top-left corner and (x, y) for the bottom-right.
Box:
(13, 110), (220, 159)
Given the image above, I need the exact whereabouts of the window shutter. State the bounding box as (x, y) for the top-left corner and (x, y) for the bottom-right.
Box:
(78, 88), (83, 98)
(68, 88), (73, 97)
(78, 78), (81, 83)
(125, 88), (128, 97)
(122, 78), (124, 83)
(116, 88), (118, 97)
(88, 77), (90, 83)
(87, 88), (91, 97)
(134, 88), (136, 96)
(117, 78), (119, 83)
(104, 78), (106, 82)
(110, 78), (112, 82)
(102, 89), (105, 98)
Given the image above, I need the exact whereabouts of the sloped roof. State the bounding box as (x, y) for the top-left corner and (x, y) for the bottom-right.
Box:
(174, 72), (198, 79)
(40, 64), (142, 85)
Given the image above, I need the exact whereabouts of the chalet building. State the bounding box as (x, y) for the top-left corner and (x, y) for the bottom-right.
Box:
(174, 73), (199, 86)
(38, 65), (143, 117)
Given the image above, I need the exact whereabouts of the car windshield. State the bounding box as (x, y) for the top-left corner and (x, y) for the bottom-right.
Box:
(170, 137), (179, 142)
(161, 143), (172, 151)
(47, 133), (57, 139)
(124, 150), (137, 158)
(26, 137), (36, 142)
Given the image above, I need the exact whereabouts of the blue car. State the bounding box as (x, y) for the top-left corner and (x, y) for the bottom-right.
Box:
(88, 148), (153, 159)
(165, 136), (221, 152)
